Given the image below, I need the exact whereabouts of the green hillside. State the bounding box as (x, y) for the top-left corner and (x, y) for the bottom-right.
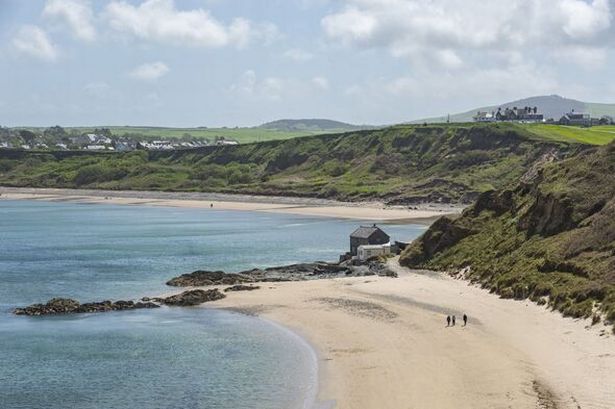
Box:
(0, 123), (583, 204)
(400, 141), (615, 330)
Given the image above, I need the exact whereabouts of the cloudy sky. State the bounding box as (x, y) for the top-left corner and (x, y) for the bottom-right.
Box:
(1, 0), (614, 127)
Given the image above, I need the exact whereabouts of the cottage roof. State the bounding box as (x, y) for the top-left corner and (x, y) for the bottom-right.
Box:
(350, 225), (388, 239)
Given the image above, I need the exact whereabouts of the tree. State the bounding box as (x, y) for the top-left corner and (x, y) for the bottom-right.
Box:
(43, 125), (66, 139)
(19, 130), (37, 145)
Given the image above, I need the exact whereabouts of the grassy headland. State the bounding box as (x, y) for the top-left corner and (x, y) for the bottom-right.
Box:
(400, 140), (615, 329)
(0, 123), (586, 205)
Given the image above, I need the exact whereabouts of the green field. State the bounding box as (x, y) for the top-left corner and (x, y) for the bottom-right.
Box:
(522, 124), (615, 145)
(22, 126), (341, 144)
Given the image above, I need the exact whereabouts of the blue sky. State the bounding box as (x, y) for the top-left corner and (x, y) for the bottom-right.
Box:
(1, 0), (614, 127)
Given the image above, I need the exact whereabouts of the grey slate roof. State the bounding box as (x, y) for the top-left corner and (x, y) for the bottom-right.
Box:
(350, 226), (388, 239)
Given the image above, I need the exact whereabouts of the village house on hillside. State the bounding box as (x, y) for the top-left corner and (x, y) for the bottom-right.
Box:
(473, 106), (544, 123)
(558, 110), (591, 127)
(350, 225), (390, 257)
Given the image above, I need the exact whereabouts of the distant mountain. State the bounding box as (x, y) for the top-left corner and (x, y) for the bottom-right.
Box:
(417, 95), (615, 123)
(258, 119), (371, 132)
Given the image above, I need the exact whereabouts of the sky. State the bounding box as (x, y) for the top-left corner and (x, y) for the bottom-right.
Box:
(0, 0), (614, 127)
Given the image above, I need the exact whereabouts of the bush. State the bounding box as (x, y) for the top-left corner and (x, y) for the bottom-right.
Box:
(74, 164), (127, 186)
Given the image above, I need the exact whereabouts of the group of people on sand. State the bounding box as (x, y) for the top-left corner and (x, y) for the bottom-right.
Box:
(446, 314), (468, 327)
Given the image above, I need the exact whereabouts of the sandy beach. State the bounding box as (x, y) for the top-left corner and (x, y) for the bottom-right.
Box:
(0, 187), (461, 222)
(210, 258), (615, 409)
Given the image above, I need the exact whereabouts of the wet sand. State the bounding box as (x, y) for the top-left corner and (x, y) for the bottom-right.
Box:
(0, 187), (461, 222)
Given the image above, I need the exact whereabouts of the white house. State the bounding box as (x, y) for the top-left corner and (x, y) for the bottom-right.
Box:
(357, 242), (391, 261)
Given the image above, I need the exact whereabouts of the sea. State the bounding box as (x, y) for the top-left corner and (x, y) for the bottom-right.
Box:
(0, 199), (426, 409)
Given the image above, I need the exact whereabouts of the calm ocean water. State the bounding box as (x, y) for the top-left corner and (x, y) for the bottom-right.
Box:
(0, 200), (426, 409)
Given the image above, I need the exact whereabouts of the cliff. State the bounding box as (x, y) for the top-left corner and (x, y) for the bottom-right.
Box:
(400, 141), (615, 328)
(0, 123), (580, 205)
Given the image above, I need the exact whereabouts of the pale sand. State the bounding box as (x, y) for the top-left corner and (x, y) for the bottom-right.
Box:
(209, 258), (615, 409)
(0, 187), (461, 222)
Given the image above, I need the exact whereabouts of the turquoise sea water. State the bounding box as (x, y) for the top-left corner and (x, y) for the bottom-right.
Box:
(0, 200), (426, 409)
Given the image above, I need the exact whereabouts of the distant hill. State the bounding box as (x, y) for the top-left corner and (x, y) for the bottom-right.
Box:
(258, 119), (371, 132)
(417, 95), (615, 123)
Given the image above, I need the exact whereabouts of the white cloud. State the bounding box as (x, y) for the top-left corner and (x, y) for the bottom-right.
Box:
(551, 45), (608, 69)
(229, 71), (330, 100)
(559, 0), (612, 38)
(43, 0), (96, 42)
(322, 0), (614, 68)
(12, 25), (58, 61)
(312, 76), (330, 90)
(129, 61), (169, 80)
(104, 0), (278, 48)
(284, 48), (314, 62)
(369, 62), (559, 104)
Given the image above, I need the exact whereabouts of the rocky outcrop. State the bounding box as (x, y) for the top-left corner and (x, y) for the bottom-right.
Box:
(518, 192), (575, 236)
(400, 216), (476, 266)
(167, 260), (397, 287)
(166, 270), (254, 287)
(155, 289), (226, 306)
(13, 298), (159, 316)
(224, 285), (261, 292)
(470, 190), (514, 217)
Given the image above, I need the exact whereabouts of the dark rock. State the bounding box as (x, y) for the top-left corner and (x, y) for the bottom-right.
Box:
(13, 298), (160, 316)
(158, 289), (226, 306)
(400, 216), (476, 266)
(166, 270), (254, 287)
(470, 190), (514, 216)
(224, 285), (261, 292)
(14, 298), (81, 316)
(518, 192), (575, 236)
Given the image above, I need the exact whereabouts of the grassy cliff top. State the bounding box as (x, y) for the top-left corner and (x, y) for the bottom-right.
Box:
(0, 123), (583, 205)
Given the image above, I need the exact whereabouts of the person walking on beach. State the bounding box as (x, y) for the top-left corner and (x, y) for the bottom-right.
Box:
(452, 315), (456, 326)
(463, 314), (468, 326)
(446, 316), (451, 327)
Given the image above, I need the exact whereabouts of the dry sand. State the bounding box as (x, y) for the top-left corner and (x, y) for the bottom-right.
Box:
(211, 258), (615, 409)
(0, 187), (460, 222)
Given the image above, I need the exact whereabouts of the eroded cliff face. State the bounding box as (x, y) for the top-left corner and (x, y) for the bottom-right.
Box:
(399, 141), (615, 328)
(400, 216), (476, 266)
(517, 192), (575, 237)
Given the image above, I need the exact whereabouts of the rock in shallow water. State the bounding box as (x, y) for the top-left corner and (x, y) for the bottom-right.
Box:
(166, 270), (254, 287)
(13, 298), (160, 316)
(156, 289), (226, 306)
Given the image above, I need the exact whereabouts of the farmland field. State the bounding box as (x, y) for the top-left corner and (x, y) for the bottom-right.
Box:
(21, 126), (342, 144)
(523, 124), (615, 145)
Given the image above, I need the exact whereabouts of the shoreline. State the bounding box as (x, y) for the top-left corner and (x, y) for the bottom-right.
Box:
(0, 186), (462, 223)
(210, 258), (615, 409)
